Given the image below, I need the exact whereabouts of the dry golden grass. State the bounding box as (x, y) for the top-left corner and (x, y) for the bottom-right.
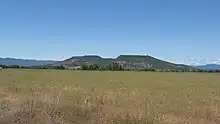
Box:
(0, 69), (220, 124)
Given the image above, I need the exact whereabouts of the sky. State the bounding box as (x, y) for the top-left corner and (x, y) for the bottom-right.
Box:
(0, 0), (220, 65)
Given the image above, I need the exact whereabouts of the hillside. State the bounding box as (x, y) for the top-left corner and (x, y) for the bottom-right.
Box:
(0, 58), (57, 66)
(53, 55), (194, 70)
(53, 55), (114, 67)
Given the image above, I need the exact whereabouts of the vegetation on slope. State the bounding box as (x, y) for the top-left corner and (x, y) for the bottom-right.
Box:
(53, 55), (194, 70)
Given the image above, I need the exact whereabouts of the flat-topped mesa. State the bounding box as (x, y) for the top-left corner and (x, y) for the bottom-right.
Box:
(52, 54), (194, 70)
(66, 55), (102, 60)
(116, 55), (150, 61)
(81, 55), (102, 60)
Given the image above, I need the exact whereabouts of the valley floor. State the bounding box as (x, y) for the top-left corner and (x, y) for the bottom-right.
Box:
(0, 69), (220, 124)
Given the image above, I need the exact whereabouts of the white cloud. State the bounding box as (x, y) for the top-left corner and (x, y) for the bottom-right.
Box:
(170, 57), (220, 65)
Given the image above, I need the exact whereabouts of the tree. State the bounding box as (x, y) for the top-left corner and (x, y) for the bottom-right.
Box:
(118, 63), (123, 71)
(81, 64), (89, 70)
(88, 64), (94, 70)
(0, 64), (7, 69)
(99, 66), (107, 71)
(107, 62), (123, 71)
(107, 64), (113, 71)
(92, 64), (100, 70)
(142, 68), (155, 72)
(9, 65), (20, 68)
(54, 65), (65, 70)
(81, 64), (100, 70)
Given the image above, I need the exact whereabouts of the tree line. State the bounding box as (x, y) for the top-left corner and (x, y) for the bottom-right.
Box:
(1, 63), (220, 73)
(0, 64), (65, 70)
(79, 63), (220, 73)
(81, 62), (123, 71)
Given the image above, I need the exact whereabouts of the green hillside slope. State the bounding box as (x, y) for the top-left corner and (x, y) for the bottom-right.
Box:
(53, 55), (194, 70)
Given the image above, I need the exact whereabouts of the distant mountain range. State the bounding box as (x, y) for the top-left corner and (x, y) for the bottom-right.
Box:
(53, 55), (194, 70)
(193, 64), (220, 70)
(0, 58), (57, 66)
(3, 55), (219, 71)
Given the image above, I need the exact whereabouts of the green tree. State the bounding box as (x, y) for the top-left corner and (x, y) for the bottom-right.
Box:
(9, 65), (20, 68)
(81, 64), (100, 70)
(88, 64), (93, 70)
(108, 62), (123, 71)
(0, 64), (7, 69)
(112, 62), (117, 71)
(81, 64), (89, 70)
(92, 64), (99, 70)
(107, 64), (113, 71)
(54, 65), (65, 70)
(118, 63), (123, 71)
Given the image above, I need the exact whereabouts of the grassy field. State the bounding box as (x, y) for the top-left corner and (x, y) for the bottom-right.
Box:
(0, 69), (220, 124)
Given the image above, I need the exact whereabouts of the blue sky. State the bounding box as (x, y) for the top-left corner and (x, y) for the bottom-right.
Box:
(0, 0), (220, 65)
